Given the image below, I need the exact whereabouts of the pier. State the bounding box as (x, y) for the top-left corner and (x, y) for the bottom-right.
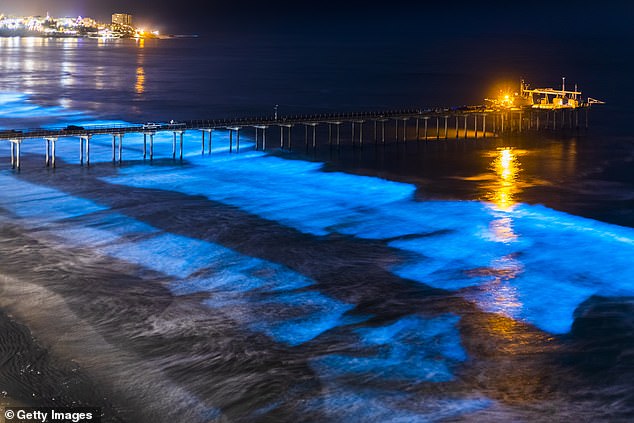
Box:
(1, 100), (598, 170)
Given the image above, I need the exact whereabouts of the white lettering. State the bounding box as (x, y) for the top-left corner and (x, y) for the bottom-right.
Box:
(16, 410), (48, 422)
(51, 411), (92, 422)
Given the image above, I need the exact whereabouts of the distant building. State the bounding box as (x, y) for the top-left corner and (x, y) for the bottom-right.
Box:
(111, 13), (132, 27)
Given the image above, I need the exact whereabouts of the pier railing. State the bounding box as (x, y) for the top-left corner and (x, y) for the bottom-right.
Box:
(1, 106), (591, 170)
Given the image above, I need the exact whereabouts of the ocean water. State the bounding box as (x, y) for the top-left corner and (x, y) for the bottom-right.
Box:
(0, 36), (633, 422)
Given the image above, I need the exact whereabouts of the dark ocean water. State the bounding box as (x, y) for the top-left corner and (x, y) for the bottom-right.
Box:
(0, 35), (633, 422)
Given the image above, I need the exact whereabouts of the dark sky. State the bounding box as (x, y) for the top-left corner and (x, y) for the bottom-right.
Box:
(2, 1), (634, 38)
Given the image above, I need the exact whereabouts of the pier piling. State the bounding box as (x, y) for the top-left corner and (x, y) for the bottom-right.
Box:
(1, 98), (599, 170)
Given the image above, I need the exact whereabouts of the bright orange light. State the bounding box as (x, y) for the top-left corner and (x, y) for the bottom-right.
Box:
(488, 147), (521, 211)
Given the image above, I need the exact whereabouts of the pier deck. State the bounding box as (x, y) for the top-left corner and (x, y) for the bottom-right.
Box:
(1, 106), (591, 170)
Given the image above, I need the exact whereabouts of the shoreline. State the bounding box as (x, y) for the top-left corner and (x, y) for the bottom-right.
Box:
(0, 306), (114, 415)
(0, 31), (196, 40)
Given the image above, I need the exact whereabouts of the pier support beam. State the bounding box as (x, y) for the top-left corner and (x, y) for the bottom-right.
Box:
(79, 135), (91, 166)
(148, 133), (154, 161)
(279, 125), (292, 150)
(380, 119), (387, 144)
(304, 123), (318, 150)
(402, 119), (407, 142)
(116, 133), (123, 163)
(179, 131), (184, 160)
(312, 123), (318, 150)
(359, 121), (365, 147)
(112, 135), (116, 163)
(255, 126), (267, 150)
(444, 116), (449, 139)
(374, 120), (378, 143)
(351, 122), (356, 148)
(464, 115), (468, 139)
(45, 137), (58, 168)
(280, 126), (284, 149)
(436, 116), (440, 140)
(416, 118), (420, 141)
(172, 131), (184, 160)
(10, 139), (22, 170)
(394, 119), (399, 143)
(207, 129), (214, 154)
(111, 134), (124, 163)
(262, 127), (267, 150)
(424, 117), (429, 140)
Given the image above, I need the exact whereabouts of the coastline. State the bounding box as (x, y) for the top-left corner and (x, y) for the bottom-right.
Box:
(0, 222), (215, 423)
(0, 305), (114, 416)
(0, 29), (195, 40)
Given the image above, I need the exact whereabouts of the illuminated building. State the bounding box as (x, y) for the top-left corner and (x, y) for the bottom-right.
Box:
(112, 13), (133, 27)
(485, 79), (605, 111)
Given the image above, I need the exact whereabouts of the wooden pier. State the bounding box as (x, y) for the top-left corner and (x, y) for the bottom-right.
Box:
(0, 106), (592, 170)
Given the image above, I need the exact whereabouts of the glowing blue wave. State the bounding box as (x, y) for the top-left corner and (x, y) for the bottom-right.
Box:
(104, 149), (634, 335)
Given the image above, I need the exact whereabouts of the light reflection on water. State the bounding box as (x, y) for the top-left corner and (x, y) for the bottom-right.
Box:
(479, 148), (525, 320)
(135, 66), (145, 94)
(487, 147), (522, 212)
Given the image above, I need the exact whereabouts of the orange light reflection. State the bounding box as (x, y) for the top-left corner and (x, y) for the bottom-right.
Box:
(135, 66), (145, 94)
(488, 147), (521, 212)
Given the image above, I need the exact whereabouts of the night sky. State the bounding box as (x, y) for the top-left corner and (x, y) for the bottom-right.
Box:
(3, 1), (634, 38)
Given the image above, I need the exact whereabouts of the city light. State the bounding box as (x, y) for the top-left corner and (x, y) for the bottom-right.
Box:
(0, 12), (159, 39)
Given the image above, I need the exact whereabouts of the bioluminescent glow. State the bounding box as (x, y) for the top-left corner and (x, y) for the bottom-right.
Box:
(4, 89), (633, 336)
(0, 175), (107, 221)
(303, 384), (492, 422)
(0, 172), (359, 348)
(103, 142), (634, 335)
(0, 92), (84, 120)
(13, 90), (634, 419)
(312, 314), (466, 382)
